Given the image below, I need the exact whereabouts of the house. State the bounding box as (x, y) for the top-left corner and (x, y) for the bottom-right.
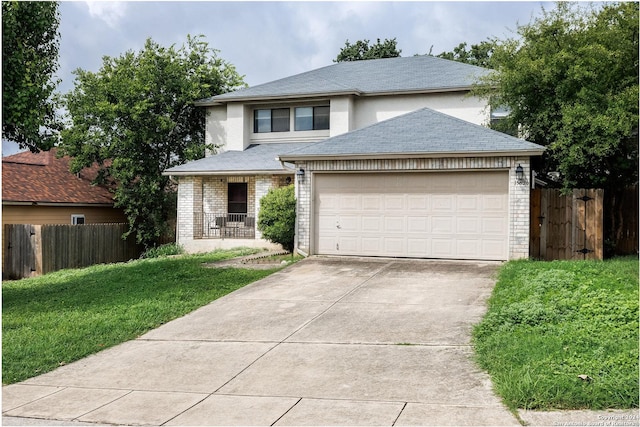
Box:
(2, 148), (127, 226)
(164, 55), (545, 260)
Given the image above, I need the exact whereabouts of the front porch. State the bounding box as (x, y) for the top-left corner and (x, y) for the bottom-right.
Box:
(176, 174), (293, 253)
(194, 212), (256, 239)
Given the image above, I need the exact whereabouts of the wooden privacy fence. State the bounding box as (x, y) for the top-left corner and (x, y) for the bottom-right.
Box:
(612, 185), (638, 255)
(3, 223), (141, 280)
(530, 189), (604, 260)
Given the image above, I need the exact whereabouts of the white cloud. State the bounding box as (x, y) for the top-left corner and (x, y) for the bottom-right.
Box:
(84, 1), (127, 28)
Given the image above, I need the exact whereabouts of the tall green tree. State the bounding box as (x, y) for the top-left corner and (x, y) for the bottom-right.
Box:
(476, 2), (638, 191)
(2, 1), (61, 152)
(60, 36), (245, 248)
(475, 2), (638, 254)
(437, 41), (496, 69)
(335, 38), (401, 62)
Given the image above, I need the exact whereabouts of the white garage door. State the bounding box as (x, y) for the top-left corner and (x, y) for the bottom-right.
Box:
(314, 171), (508, 260)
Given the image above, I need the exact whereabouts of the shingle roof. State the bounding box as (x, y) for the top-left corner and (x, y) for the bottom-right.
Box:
(278, 107), (545, 160)
(164, 143), (309, 175)
(197, 55), (489, 104)
(2, 148), (115, 205)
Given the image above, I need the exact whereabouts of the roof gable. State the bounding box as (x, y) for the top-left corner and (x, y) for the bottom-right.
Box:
(279, 107), (545, 160)
(2, 148), (115, 205)
(198, 55), (490, 104)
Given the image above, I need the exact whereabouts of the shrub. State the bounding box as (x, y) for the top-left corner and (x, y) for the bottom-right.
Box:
(258, 184), (296, 252)
(141, 243), (184, 259)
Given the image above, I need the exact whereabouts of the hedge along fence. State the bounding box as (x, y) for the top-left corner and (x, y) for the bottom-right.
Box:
(3, 223), (142, 280)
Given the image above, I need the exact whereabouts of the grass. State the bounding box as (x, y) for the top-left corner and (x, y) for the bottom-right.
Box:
(2, 248), (284, 385)
(473, 256), (639, 411)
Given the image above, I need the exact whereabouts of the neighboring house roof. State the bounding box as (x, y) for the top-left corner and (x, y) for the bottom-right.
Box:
(278, 107), (545, 161)
(164, 143), (308, 176)
(196, 55), (490, 105)
(2, 148), (115, 205)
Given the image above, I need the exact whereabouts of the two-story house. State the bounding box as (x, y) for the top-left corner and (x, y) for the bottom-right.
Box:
(165, 55), (544, 260)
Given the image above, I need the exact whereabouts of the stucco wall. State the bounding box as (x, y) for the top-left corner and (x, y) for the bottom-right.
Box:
(353, 93), (488, 128)
(206, 92), (489, 153)
(294, 157), (531, 260)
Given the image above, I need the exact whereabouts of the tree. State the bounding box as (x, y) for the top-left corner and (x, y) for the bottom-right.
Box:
(335, 38), (401, 62)
(475, 2), (638, 254)
(60, 36), (245, 248)
(437, 41), (496, 69)
(258, 185), (296, 252)
(2, 1), (61, 152)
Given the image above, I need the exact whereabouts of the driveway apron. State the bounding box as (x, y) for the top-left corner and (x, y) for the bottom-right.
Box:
(3, 257), (519, 426)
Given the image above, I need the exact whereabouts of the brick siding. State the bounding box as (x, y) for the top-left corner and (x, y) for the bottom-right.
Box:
(294, 156), (531, 260)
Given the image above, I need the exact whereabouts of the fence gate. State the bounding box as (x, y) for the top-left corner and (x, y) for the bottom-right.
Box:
(3, 224), (42, 279)
(530, 189), (604, 260)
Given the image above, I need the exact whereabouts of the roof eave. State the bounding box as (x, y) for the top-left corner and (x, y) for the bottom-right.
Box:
(2, 201), (115, 207)
(162, 169), (294, 177)
(194, 90), (362, 106)
(278, 149), (546, 162)
(194, 86), (477, 106)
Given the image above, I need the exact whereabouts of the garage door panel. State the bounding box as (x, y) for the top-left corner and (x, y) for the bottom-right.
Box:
(407, 238), (429, 256)
(361, 237), (382, 253)
(457, 195), (480, 211)
(431, 216), (454, 233)
(340, 195), (360, 210)
(482, 195), (507, 211)
(431, 239), (454, 257)
(407, 216), (428, 232)
(384, 216), (405, 232)
(362, 195), (382, 210)
(456, 240), (481, 257)
(383, 238), (405, 255)
(432, 196), (454, 212)
(482, 217), (507, 234)
(407, 195), (428, 210)
(338, 216), (360, 233)
(457, 217), (481, 234)
(384, 195), (405, 210)
(317, 214), (338, 232)
(337, 236), (358, 253)
(361, 216), (381, 232)
(482, 240), (506, 259)
(314, 172), (508, 260)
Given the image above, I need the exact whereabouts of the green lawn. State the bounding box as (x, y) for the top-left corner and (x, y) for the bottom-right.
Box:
(473, 257), (639, 411)
(2, 248), (282, 385)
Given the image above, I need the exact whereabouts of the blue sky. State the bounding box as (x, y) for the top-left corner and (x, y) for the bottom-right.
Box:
(3, 1), (551, 156)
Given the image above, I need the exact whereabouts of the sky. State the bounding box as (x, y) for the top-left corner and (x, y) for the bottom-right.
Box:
(3, 0), (552, 156)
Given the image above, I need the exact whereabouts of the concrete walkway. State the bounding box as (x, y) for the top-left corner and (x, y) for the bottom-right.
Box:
(0, 256), (590, 426)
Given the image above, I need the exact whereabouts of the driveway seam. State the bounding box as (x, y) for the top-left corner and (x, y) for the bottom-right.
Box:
(279, 261), (394, 343)
(392, 402), (408, 426)
(208, 261), (393, 397)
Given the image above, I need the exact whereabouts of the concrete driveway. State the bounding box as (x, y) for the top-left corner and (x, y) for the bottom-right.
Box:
(3, 256), (519, 426)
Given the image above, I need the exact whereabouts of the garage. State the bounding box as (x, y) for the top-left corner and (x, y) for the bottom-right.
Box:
(314, 171), (509, 260)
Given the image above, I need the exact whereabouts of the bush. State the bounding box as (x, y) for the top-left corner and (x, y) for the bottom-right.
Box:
(141, 243), (184, 259)
(258, 184), (296, 252)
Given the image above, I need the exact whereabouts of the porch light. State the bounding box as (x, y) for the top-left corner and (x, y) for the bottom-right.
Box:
(515, 164), (525, 184)
(296, 168), (305, 177)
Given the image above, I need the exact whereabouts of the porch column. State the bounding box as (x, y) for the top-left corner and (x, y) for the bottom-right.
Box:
(176, 176), (203, 244)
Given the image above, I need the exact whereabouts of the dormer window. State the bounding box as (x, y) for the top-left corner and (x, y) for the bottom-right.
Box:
(254, 108), (290, 133)
(295, 106), (330, 131)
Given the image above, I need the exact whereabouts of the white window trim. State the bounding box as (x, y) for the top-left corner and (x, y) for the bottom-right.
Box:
(71, 214), (85, 225)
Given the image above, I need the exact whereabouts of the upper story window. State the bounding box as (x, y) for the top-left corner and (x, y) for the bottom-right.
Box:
(295, 106), (330, 131)
(253, 106), (330, 133)
(254, 108), (290, 133)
